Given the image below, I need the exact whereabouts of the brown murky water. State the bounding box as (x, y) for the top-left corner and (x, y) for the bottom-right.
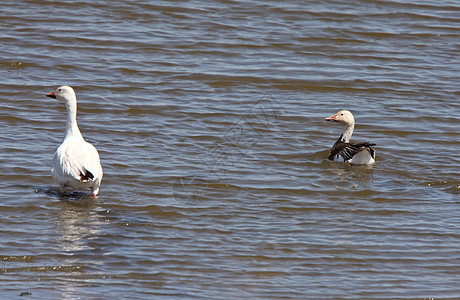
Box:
(1, 0), (459, 298)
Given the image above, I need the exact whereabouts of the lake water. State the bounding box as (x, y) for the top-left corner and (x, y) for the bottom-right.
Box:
(1, 0), (459, 298)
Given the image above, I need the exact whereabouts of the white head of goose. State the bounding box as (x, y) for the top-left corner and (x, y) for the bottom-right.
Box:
(325, 110), (376, 165)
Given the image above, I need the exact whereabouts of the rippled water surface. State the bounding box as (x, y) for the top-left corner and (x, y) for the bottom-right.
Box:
(1, 0), (459, 298)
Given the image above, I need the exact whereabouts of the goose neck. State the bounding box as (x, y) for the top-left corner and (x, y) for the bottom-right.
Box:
(64, 101), (83, 141)
(341, 123), (354, 143)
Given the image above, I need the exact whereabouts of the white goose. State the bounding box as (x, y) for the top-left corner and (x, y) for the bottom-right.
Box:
(325, 110), (376, 165)
(46, 86), (103, 196)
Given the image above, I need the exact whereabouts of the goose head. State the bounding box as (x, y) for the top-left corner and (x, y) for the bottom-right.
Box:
(325, 110), (355, 127)
(46, 86), (76, 104)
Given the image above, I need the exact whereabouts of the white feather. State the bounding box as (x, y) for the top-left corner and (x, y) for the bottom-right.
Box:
(349, 148), (375, 165)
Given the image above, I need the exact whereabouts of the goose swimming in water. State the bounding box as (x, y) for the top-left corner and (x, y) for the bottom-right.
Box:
(325, 110), (376, 165)
(46, 86), (103, 196)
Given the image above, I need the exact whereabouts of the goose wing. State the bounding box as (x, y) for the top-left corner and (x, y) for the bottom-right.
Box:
(52, 141), (102, 184)
(329, 141), (376, 161)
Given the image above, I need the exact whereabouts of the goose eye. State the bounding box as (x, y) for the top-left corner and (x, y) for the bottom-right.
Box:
(58, 88), (62, 92)
(340, 113), (344, 116)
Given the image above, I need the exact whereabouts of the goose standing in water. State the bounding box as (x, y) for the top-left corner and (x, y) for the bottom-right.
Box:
(46, 86), (103, 196)
(325, 110), (376, 165)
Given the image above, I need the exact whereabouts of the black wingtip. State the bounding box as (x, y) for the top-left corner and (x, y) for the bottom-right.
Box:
(80, 170), (94, 182)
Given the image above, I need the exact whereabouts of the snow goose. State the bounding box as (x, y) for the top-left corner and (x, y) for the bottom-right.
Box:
(46, 86), (103, 196)
(325, 110), (376, 165)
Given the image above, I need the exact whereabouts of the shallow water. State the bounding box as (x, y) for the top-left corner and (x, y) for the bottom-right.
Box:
(1, 0), (459, 298)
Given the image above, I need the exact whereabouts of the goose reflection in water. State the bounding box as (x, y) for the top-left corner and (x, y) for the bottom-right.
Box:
(54, 196), (104, 254)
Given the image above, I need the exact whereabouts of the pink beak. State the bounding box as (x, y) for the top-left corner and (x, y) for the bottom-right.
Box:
(325, 113), (338, 121)
(46, 91), (56, 99)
